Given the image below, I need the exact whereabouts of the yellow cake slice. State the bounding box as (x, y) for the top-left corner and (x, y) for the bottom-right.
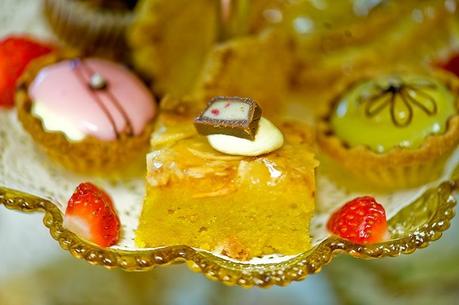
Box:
(135, 97), (318, 260)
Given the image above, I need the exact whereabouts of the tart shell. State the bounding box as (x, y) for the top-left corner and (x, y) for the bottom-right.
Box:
(15, 54), (155, 175)
(317, 68), (459, 189)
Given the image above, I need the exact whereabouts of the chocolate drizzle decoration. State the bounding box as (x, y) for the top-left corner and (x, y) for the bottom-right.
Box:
(89, 73), (108, 90)
(358, 77), (438, 127)
(194, 97), (262, 140)
(70, 59), (134, 137)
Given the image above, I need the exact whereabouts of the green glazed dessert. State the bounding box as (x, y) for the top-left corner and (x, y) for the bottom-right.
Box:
(318, 70), (459, 189)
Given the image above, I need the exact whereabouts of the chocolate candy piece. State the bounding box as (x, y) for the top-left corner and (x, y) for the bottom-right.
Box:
(194, 97), (262, 140)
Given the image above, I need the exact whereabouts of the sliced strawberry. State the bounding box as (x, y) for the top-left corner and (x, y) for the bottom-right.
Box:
(0, 35), (54, 108)
(64, 182), (120, 247)
(437, 53), (459, 77)
(327, 196), (389, 245)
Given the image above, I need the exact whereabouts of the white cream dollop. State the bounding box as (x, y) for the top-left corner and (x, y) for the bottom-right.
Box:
(32, 102), (86, 141)
(207, 117), (284, 156)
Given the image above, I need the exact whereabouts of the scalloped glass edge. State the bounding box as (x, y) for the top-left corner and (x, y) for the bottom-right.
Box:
(1, 173), (457, 288)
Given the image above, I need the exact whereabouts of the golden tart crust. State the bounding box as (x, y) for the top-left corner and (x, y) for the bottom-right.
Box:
(317, 69), (459, 189)
(16, 54), (155, 175)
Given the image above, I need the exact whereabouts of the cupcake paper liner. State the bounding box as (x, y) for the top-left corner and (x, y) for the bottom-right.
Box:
(43, 0), (133, 53)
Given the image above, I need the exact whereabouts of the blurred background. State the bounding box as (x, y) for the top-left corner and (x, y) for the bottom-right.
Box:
(1, 0), (459, 304)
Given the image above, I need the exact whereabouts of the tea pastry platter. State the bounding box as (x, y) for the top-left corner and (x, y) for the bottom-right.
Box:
(0, 106), (457, 287)
(1, 0), (457, 288)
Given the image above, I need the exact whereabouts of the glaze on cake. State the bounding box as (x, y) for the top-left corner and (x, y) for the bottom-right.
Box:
(330, 74), (456, 153)
(29, 58), (155, 141)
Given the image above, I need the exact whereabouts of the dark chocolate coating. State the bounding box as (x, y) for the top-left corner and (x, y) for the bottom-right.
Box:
(82, 0), (138, 10)
(194, 96), (262, 140)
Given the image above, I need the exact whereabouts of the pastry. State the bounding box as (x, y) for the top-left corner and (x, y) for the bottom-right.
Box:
(16, 54), (157, 174)
(318, 70), (459, 189)
(43, 0), (137, 54)
(135, 96), (318, 260)
(283, 0), (455, 98)
(193, 30), (293, 117)
(128, 0), (218, 96)
(128, 0), (291, 105)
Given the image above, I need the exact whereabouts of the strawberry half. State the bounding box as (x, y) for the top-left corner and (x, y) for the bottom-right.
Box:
(436, 53), (459, 77)
(0, 35), (54, 108)
(327, 196), (389, 245)
(64, 182), (120, 247)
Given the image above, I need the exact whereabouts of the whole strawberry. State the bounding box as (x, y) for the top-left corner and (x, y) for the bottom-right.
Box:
(0, 35), (54, 108)
(64, 182), (120, 248)
(327, 196), (388, 245)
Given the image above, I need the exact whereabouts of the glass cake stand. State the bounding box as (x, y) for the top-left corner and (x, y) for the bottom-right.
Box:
(1, 168), (457, 287)
(1, 0), (458, 289)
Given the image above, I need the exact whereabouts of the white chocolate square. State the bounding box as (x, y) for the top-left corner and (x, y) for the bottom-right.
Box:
(202, 100), (250, 121)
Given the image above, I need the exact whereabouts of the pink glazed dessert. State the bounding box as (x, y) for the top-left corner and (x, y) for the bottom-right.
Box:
(16, 54), (157, 174)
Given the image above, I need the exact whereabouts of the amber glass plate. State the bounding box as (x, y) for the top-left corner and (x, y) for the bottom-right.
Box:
(1, 167), (457, 288)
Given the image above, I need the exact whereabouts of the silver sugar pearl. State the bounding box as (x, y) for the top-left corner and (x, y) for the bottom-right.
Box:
(89, 73), (107, 90)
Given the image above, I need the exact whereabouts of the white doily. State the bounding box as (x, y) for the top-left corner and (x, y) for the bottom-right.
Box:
(0, 110), (144, 248)
(0, 0), (457, 268)
(1, 108), (457, 264)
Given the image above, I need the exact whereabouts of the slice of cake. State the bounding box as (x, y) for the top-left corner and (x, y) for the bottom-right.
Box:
(136, 97), (318, 260)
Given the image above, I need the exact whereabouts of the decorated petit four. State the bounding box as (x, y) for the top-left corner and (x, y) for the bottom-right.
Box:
(136, 96), (317, 260)
(28, 58), (154, 141)
(318, 70), (459, 189)
(330, 74), (456, 153)
(16, 55), (157, 174)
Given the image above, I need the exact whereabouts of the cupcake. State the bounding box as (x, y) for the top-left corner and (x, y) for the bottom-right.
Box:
(43, 0), (138, 55)
(318, 70), (459, 189)
(16, 54), (157, 174)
